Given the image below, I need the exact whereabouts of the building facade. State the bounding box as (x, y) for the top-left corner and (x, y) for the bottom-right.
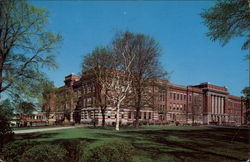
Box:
(47, 73), (247, 126)
(11, 113), (47, 127)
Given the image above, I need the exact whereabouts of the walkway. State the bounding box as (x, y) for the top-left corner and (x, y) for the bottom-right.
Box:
(14, 126), (76, 134)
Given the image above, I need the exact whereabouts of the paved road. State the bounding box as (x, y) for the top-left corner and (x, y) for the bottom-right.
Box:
(14, 126), (76, 134)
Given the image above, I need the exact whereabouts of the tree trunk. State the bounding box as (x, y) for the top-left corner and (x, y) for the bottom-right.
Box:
(115, 102), (121, 131)
(101, 107), (106, 128)
(135, 89), (141, 128)
(135, 108), (140, 128)
(0, 59), (3, 97)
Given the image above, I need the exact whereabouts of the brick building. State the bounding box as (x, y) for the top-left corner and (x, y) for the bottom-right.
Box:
(11, 113), (47, 127)
(45, 73), (247, 126)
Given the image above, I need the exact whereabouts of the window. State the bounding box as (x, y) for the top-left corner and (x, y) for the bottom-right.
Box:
(144, 112), (147, 119)
(83, 111), (87, 119)
(90, 111), (94, 119)
(184, 95), (186, 100)
(158, 96), (161, 102)
(173, 114), (176, 120)
(154, 87), (158, 92)
(173, 93), (176, 100)
(87, 98), (92, 103)
(149, 112), (151, 119)
(128, 112), (132, 119)
(87, 86), (91, 93)
(159, 105), (165, 112)
(177, 94), (179, 100)
(161, 92), (165, 101)
(78, 99), (83, 106)
(122, 114), (124, 118)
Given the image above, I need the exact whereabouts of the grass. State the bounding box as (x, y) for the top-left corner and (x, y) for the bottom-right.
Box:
(12, 125), (249, 162)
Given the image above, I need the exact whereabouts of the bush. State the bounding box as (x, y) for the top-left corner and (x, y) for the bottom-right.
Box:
(0, 99), (14, 149)
(2, 141), (35, 162)
(20, 144), (68, 162)
(0, 121), (14, 149)
(55, 140), (88, 161)
(81, 140), (134, 162)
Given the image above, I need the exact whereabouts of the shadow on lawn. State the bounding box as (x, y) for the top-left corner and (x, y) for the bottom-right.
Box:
(119, 127), (248, 161)
(12, 127), (248, 162)
(14, 132), (60, 141)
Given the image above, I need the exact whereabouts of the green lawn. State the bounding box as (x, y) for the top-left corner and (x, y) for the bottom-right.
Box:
(13, 126), (249, 162)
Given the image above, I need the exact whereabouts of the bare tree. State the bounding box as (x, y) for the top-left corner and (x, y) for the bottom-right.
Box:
(127, 32), (167, 128)
(100, 32), (136, 131)
(55, 87), (76, 122)
(190, 94), (203, 125)
(82, 47), (112, 127)
(242, 87), (250, 123)
(41, 81), (56, 121)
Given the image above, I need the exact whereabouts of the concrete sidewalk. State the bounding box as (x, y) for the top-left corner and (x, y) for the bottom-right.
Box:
(14, 126), (75, 134)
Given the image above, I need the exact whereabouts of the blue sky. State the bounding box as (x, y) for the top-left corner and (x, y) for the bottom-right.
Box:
(33, 1), (248, 96)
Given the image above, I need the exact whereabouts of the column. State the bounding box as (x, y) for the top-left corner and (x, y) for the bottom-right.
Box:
(211, 95), (214, 114)
(222, 97), (225, 114)
(216, 96), (220, 114)
(221, 97), (223, 114)
(217, 96), (219, 114)
(214, 95), (216, 114)
(218, 96), (221, 114)
(214, 96), (217, 114)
